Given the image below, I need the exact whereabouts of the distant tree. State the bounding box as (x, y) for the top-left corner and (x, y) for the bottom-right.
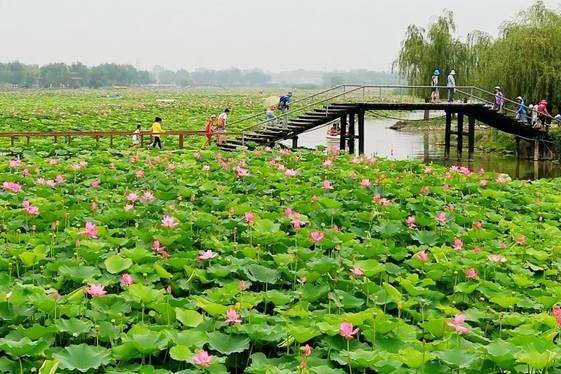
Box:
(40, 63), (71, 87)
(175, 69), (192, 87)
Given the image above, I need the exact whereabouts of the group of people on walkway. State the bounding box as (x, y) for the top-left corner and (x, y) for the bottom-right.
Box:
(204, 109), (230, 146)
(500, 87), (560, 131)
(431, 69), (456, 103)
(130, 117), (166, 148)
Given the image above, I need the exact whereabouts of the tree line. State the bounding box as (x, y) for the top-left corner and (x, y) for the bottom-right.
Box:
(395, 1), (561, 106)
(0, 61), (399, 89)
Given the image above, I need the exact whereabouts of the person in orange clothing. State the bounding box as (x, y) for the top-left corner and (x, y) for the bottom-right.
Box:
(150, 117), (165, 149)
(204, 115), (217, 146)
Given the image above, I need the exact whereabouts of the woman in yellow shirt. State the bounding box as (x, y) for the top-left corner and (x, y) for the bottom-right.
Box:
(151, 117), (165, 149)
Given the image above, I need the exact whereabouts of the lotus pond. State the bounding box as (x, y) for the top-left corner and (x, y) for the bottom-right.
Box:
(2, 146), (561, 373)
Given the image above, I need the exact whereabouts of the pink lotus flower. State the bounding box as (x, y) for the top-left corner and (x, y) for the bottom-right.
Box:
(124, 204), (134, 211)
(193, 350), (213, 368)
(49, 159), (59, 166)
(473, 246), (481, 254)
(239, 280), (249, 291)
(194, 151), (201, 160)
(71, 160), (88, 171)
(83, 222), (98, 239)
(108, 162), (116, 169)
(9, 159), (22, 168)
(244, 212), (255, 224)
(420, 186), (430, 194)
(406, 216), (416, 229)
(311, 195), (320, 203)
(473, 221), (482, 230)
(202, 165), (211, 172)
(553, 307), (561, 327)
(323, 159), (333, 168)
(417, 251), (429, 262)
(489, 254), (507, 264)
(465, 268), (477, 279)
(160, 250), (169, 259)
(447, 314), (470, 334)
(54, 175), (65, 184)
(126, 193), (139, 202)
(496, 174), (508, 184)
(225, 309), (242, 324)
(285, 169), (297, 177)
(302, 344), (312, 357)
(120, 273), (133, 286)
(140, 191), (154, 202)
(2, 181), (22, 193)
(161, 215), (179, 229)
(90, 179), (101, 189)
(310, 231), (324, 243)
(349, 171), (357, 179)
(360, 179), (371, 188)
(22, 168), (30, 177)
(352, 157), (361, 164)
(339, 322), (359, 340)
(166, 162), (176, 170)
(292, 217), (304, 230)
(479, 179), (488, 186)
(235, 166), (250, 177)
(135, 169), (144, 178)
(322, 180), (334, 190)
(424, 167), (433, 174)
(198, 250), (217, 261)
(350, 266), (364, 277)
(86, 284), (107, 297)
(516, 235), (527, 246)
(152, 240), (164, 253)
(22, 201), (40, 216)
(452, 238), (463, 251)
(435, 212), (447, 225)
(90, 202), (98, 211)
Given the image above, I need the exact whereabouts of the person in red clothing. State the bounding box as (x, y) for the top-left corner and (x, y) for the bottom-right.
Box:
(204, 115), (217, 146)
(537, 100), (552, 131)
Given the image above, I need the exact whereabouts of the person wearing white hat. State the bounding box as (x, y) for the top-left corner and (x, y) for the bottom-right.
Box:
(447, 70), (456, 102)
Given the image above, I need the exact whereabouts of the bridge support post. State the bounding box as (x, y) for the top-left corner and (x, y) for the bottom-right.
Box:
(444, 111), (452, 160)
(424, 97), (430, 120)
(348, 112), (356, 155)
(457, 113), (464, 160)
(534, 139), (540, 161)
(468, 116), (475, 161)
(358, 109), (365, 155)
(292, 136), (298, 149)
(515, 137), (520, 159)
(339, 115), (347, 152)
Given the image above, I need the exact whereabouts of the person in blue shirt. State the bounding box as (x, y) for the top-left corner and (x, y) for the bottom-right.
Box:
(278, 92), (292, 128)
(515, 96), (527, 123)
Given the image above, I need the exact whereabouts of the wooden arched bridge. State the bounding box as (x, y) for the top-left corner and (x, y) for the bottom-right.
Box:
(220, 85), (555, 161)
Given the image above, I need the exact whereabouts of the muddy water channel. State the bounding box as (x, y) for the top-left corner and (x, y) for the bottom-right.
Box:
(287, 112), (561, 180)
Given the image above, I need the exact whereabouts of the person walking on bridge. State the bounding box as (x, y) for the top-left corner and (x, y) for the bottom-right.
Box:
(537, 100), (551, 132)
(204, 115), (217, 146)
(278, 92), (292, 129)
(493, 87), (505, 113)
(150, 117), (165, 149)
(430, 69), (440, 103)
(515, 96), (527, 123)
(216, 109), (230, 145)
(447, 70), (456, 102)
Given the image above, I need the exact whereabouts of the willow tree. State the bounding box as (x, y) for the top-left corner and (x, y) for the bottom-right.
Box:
(476, 1), (561, 105)
(394, 11), (487, 95)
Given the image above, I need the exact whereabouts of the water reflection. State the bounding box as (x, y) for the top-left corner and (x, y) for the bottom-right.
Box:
(287, 113), (561, 180)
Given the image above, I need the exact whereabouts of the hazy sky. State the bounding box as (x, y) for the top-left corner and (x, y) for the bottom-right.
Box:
(1, 0), (559, 72)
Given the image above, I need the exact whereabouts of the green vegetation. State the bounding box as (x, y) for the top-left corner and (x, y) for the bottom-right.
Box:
(3, 147), (561, 372)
